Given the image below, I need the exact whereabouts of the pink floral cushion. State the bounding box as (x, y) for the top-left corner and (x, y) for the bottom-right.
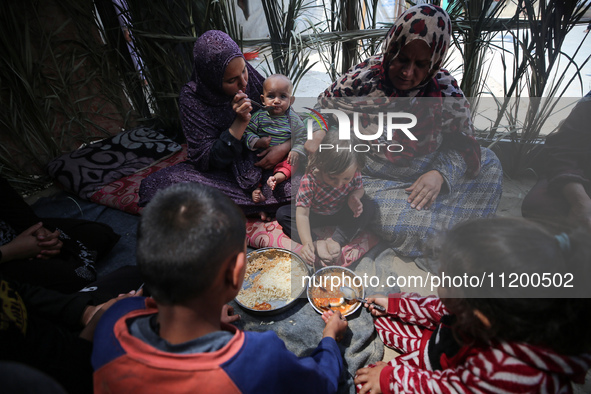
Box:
(246, 218), (379, 267)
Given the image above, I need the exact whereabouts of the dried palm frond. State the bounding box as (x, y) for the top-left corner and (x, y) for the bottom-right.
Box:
(0, 0), (135, 193)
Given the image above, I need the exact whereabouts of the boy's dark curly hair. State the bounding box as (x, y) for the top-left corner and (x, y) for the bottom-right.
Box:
(434, 217), (591, 355)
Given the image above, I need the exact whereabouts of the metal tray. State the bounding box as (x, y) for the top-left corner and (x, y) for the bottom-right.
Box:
(307, 266), (365, 317)
(235, 248), (310, 316)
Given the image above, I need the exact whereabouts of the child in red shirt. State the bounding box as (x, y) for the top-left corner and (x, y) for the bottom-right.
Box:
(355, 217), (591, 394)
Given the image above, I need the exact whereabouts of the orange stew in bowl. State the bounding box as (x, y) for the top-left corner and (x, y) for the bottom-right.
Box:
(310, 283), (357, 315)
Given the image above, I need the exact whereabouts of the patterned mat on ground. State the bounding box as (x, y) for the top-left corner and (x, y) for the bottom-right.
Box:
(246, 218), (380, 267)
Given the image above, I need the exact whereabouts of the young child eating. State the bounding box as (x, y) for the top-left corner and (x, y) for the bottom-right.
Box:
(277, 132), (374, 265)
(355, 217), (591, 394)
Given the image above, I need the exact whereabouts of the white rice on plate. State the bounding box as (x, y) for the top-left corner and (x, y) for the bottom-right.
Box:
(236, 251), (306, 309)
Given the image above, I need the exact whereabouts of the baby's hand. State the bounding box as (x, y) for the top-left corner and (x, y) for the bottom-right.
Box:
(267, 176), (277, 190)
(254, 136), (271, 150)
(348, 194), (363, 218)
(322, 309), (348, 341)
(365, 296), (388, 317)
(287, 151), (299, 167)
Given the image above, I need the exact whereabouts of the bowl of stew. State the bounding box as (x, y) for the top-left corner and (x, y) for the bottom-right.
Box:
(307, 266), (364, 317)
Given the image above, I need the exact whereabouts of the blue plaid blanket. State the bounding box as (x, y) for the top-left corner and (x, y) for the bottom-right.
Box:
(363, 147), (503, 259)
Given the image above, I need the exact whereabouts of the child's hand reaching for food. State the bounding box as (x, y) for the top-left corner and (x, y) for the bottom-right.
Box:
(321, 309), (348, 342)
(254, 136), (272, 150)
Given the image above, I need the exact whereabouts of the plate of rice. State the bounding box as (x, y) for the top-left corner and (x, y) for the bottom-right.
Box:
(235, 248), (310, 315)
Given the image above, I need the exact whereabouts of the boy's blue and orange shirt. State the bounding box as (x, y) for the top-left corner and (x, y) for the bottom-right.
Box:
(92, 297), (343, 394)
(296, 170), (363, 215)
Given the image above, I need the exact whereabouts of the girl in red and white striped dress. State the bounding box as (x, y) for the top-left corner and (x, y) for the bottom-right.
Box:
(355, 217), (591, 394)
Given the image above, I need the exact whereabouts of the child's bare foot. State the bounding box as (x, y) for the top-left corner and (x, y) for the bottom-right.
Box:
(259, 211), (271, 221)
(267, 176), (277, 190)
(325, 238), (342, 262)
(252, 188), (266, 203)
(315, 240), (335, 264)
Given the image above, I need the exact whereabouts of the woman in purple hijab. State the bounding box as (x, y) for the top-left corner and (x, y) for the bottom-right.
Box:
(138, 31), (291, 216)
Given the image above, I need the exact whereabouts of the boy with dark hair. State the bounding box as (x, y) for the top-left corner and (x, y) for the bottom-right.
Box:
(91, 183), (348, 393)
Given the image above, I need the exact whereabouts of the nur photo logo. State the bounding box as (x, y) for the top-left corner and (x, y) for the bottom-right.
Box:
(304, 107), (418, 153)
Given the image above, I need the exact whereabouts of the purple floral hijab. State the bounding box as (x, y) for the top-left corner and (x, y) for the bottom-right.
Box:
(181, 30), (264, 169)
